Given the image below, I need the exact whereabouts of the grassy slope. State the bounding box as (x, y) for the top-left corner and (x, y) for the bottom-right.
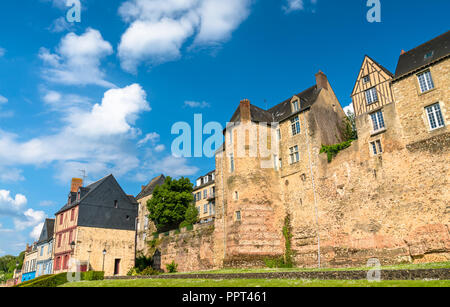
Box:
(166, 261), (450, 275)
(62, 279), (450, 288)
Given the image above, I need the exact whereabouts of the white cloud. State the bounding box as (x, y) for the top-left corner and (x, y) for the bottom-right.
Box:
(14, 209), (46, 232)
(283, 0), (317, 13)
(0, 84), (150, 183)
(39, 200), (56, 207)
(0, 95), (7, 104)
(118, 0), (252, 72)
(184, 100), (210, 108)
(0, 48), (5, 57)
(48, 16), (75, 33)
(0, 167), (24, 183)
(39, 28), (114, 87)
(138, 132), (160, 147)
(30, 222), (45, 240)
(0, 190), (27, 216)
(344, 103), (354, 115)
(154, 144), (165, 152)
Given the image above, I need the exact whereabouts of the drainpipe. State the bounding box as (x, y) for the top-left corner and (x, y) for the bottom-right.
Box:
(304, 112), (321, 268)
(222, 146), (227, 262)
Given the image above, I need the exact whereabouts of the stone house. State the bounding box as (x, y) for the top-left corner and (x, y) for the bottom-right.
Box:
(193, 171), (216, 224)
(53, 175), (138, 276)
(35, 219), (55, 277)
(22, 243), (38, 282)
(135, 174), (166, 256)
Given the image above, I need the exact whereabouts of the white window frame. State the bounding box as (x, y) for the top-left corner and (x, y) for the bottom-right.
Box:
(291, 116), (300, 136)
(370, 110), (386, 132)
(292, 99), (300, 112)
(370, 140), (383, 155)
(425, 103), (445, 130)
(289, 145), (300, 164)
(417, 70), (435, 93)
(365, 87), (378, 105)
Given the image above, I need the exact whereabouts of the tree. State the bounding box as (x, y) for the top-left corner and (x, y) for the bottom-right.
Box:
(342, 110), (358, 141)
(147, 176), (194, 232)
(180, 204), (199, 228)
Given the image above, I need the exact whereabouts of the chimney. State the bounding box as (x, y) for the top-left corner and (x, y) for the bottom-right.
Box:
(240, 99), (251, 123)
(70, 178), (83, 193)
(315, 70), (328, 90)
(401, 49), (406, 55)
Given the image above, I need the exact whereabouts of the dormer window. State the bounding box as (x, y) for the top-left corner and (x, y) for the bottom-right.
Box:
(292, 99), (300, 112)
(424, 51), (434, 60)
(114, 200), (118, 209)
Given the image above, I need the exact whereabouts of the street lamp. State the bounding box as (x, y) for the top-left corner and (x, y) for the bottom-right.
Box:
(102, 249), (107, 272)
(70, 241), (76, 255)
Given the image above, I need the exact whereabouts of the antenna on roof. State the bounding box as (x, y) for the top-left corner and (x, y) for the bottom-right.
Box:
(79, 169), (87, 186)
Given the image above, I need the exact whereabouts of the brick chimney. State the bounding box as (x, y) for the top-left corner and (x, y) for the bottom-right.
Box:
(315, 70), (328, 90)
(70, 178), (83, 193)
(240, 99), (251, 123)
(401, 49), (406, 55)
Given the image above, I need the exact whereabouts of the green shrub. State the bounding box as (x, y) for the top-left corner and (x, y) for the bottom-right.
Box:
(14, 274), (52, 287)
(166, 261), (178, 273)
(185, 224), (194, 231)
(17, 273), (68, 287)
(140, 267), (160, 276)
(81, 271), (104, 281)
(135, 255), (153, 272)
(127, 267), (139, 276)
(320, 140), (354, 163)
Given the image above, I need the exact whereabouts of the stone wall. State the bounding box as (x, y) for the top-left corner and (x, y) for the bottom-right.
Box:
(156, 223), (216, 272)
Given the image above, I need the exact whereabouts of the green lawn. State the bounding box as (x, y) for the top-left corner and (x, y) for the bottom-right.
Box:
(61, 278), (450, 288)
(166, 261), (450, 275)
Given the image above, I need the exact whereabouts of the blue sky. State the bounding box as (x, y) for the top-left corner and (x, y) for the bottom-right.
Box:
(0, 0), (448, 256)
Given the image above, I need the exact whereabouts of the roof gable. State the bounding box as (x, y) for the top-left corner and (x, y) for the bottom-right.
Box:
(136, 174), (166, 200)
(37, 219), (55, 245)
(351, 55), (393, 96)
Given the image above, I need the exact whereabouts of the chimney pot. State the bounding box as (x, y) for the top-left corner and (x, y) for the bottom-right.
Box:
(70, 178), (83, 193)
(240, 99), (251, 123)
(315, 70), (328, 90)
(401, 49), (406, 55)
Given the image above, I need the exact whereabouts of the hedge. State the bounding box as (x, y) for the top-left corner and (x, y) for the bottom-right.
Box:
(16, 271), (104, 287)
(13, 274), (52, 287)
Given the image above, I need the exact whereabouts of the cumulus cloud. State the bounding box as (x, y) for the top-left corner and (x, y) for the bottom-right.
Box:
(14, 209), (46, 237)
(0, 95), (7, 104)
(39, 28), (114, 87)
(118, 0), (252, 72)
(30, 222), (45, 240)
(138, 132), (160, 147)
(0, 84), (150, 183)
(0, 190), (27, 216)
(184, 100), (210, 108)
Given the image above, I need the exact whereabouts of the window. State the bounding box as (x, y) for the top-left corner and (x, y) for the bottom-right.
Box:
(289, 146), (300, 164)
(230, 154), (235, 173)
(426, 103), (445, 130)
(273, 154), (279, 171)
(58, 234), (62, 247)
(370, 111), (386, 132)
(114, 200), (118, 208)
(370, 140), (383, 155)
(236, 211), (241, 221)
(291, 116), (300, 136)
(48, 242), (52, 255)
(417, 71), (434, 93)
(424, 51), (434, 60)
(365, 87), (378, 105)
(204, 204), (208, 214)
(40, 247), (44, 257)
(59, 213), (63, 225)
(363, 75), (370, 84)
(70, 208), (75, 221)
(197, 206), (200, 214)
(292, 100), (300, 112)
(234, 191), (239, 200)
(69, 230), (73, 245)
(56, 257), (61, 271)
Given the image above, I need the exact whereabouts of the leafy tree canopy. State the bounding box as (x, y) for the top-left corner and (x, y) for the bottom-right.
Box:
(147, 176), (194, 232)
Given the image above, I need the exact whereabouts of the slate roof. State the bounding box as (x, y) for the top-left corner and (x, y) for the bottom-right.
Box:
(136, 174), (166, 200)
(394, 30), (450, 80)
(55, 174), (112, 215)
(37, 219), (55, 245)
(228, 85), (321, 125)
(193, 170), (215, 192)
